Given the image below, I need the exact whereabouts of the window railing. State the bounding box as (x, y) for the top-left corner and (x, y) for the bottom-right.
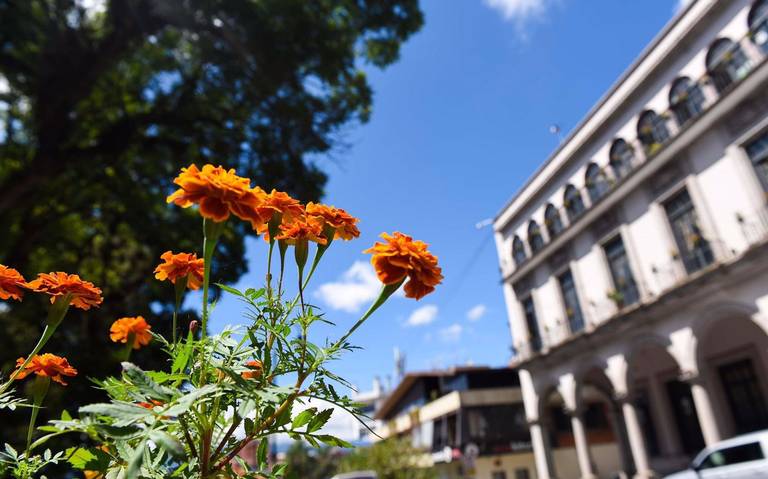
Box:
(508, 25), (768, 273)
(513, 205), (768, 363)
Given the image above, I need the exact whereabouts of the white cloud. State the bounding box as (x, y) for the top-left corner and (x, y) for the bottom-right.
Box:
(314, 261), (381, 313)
(675, 0), (693, 13)
(268, 398), (361, 445)
(438, 323), (464, 342)
(483, 0), (549, 23)
(406, 304), (438, 327)
(466, 304), (487, 322)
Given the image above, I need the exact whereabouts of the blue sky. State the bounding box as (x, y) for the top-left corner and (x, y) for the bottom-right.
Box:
(208, 0), (686, 394)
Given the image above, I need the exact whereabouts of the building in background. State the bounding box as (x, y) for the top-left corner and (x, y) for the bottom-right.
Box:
(352, 376), (388, 443)
(494, 1), (768, 478)
(374, 366), (618, 479)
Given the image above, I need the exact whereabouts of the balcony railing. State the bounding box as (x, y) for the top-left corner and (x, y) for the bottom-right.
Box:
(508, 27), (768, 275)
(512, 206), (768, 364)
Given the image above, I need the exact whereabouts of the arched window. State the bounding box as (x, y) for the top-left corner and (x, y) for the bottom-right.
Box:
(609, 139), (635, 180)
(637, 110), (670, 155)
(544, 203), (564, 238)
(706, 38), (751, 93)
(749, 0), (768, 53)
(563, 184), (585, 221)
(528, 220), (545, 254)
(512, 235), (527, 266)
(585, 163), (610, 203)
(669, 77), (705, 126)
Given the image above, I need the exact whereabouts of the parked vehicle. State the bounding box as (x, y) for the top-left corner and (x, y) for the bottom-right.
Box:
(664, 430), (768, 478)
(330, 472), (378, 479)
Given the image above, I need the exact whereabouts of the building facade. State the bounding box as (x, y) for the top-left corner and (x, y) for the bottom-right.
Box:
(375, 367), (539, 479)
(493, 1), (768, 478)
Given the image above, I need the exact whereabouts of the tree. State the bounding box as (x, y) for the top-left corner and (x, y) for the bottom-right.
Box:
(283, 442), (340, 479)
(0, 0), (423, 444)
(339, 439), (437, 479)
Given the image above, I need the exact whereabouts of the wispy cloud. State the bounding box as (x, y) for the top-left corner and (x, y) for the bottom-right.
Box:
(439, 323), (464, 342)
(466, 304), (487, 322)
(674, 0), (693, 13)
(483, 0), (552, 34)
(406, 304), (438, 327)
(314, 261), (380, 313)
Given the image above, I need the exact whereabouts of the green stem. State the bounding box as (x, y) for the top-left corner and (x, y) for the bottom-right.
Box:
(332, 280), (403, 352)
(201, 220), (224, 340)
(172, 276), (188, 345)
(1, 296), (71, 394)
(25, 376), (50, 456)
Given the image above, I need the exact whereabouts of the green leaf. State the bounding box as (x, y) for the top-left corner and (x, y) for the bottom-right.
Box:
(149, 431), (185, 459)
(307, 408), (333, 433)
(316, 435), (353, 448)
(66, 447), (112, 470)
(257, 438), (268, 470)
(291, 408), (316, 429)
(216, 283), (244, 297)
(79, 402), (153, 426)
(126, 439), (147, 478)
(4, 443), (17, 459)
(243, 417), (255, 435)
(171, 340), (193, 374)
(121, 362), (174, 400)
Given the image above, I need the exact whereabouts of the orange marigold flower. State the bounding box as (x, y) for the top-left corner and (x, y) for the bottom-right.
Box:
(137, 399), (164, 409)
(274, 217), (327, 245)
(154, 251), (205, 290)
(241, 360), (263, 380)
(305, 202), (361, 241)
(364, 232), (444, 300)
(255, 189), (304, 225)
(166, 164), (264, 224)
(26, 272), (103, 310)
(14, 353), (78, 386)
(110, 316), (153, 350)
(84, 471), (104, 479)
(0, 265), (26, 301)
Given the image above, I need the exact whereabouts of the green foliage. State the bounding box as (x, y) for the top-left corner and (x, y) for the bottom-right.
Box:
(0, 0), (423, 450)
(283, 442), (340, 479)
(339, 439), (437, 479)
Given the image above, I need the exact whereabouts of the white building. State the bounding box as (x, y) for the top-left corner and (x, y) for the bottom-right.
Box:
(493, 1), (768, 478)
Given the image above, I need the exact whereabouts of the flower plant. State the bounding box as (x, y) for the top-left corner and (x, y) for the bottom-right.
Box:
(0, 164), (443, 479)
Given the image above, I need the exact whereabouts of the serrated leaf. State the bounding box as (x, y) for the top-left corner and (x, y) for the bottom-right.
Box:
(66, 447), (111, 470)
(316, 435), (353, 448)
(121, 363), (174, 401)
(291, 408), (316, 429)
(79, 402), (152, 426)
(149, 431), (185, 459)
(307, 408), (333, 433)
(257, 439), (268, 469)
(244, 417), (255, 435)
(4, 443), (17, 459)
(126, 440), (146, 478)
(216, 283), (244, 297)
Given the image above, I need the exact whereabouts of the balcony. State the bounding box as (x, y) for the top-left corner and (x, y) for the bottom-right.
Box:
(506, 30), (768, 285)
(512, 206), (768, 365)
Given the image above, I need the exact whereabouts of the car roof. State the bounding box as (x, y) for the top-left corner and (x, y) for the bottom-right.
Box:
(330, 472), (377, 479)
(696, 429), (768, 460)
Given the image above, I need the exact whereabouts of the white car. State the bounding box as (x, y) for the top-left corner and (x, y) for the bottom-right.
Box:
(665, 430), (768, 478)
(330, 472), (377, 479)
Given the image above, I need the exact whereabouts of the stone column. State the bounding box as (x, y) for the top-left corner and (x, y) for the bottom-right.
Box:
(646, 376), (681, 457)
(528, 418), (558, 479)
(617, 394), (655, 479)
(682, 372), (723, 446)
(567, 406), (597, 479)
